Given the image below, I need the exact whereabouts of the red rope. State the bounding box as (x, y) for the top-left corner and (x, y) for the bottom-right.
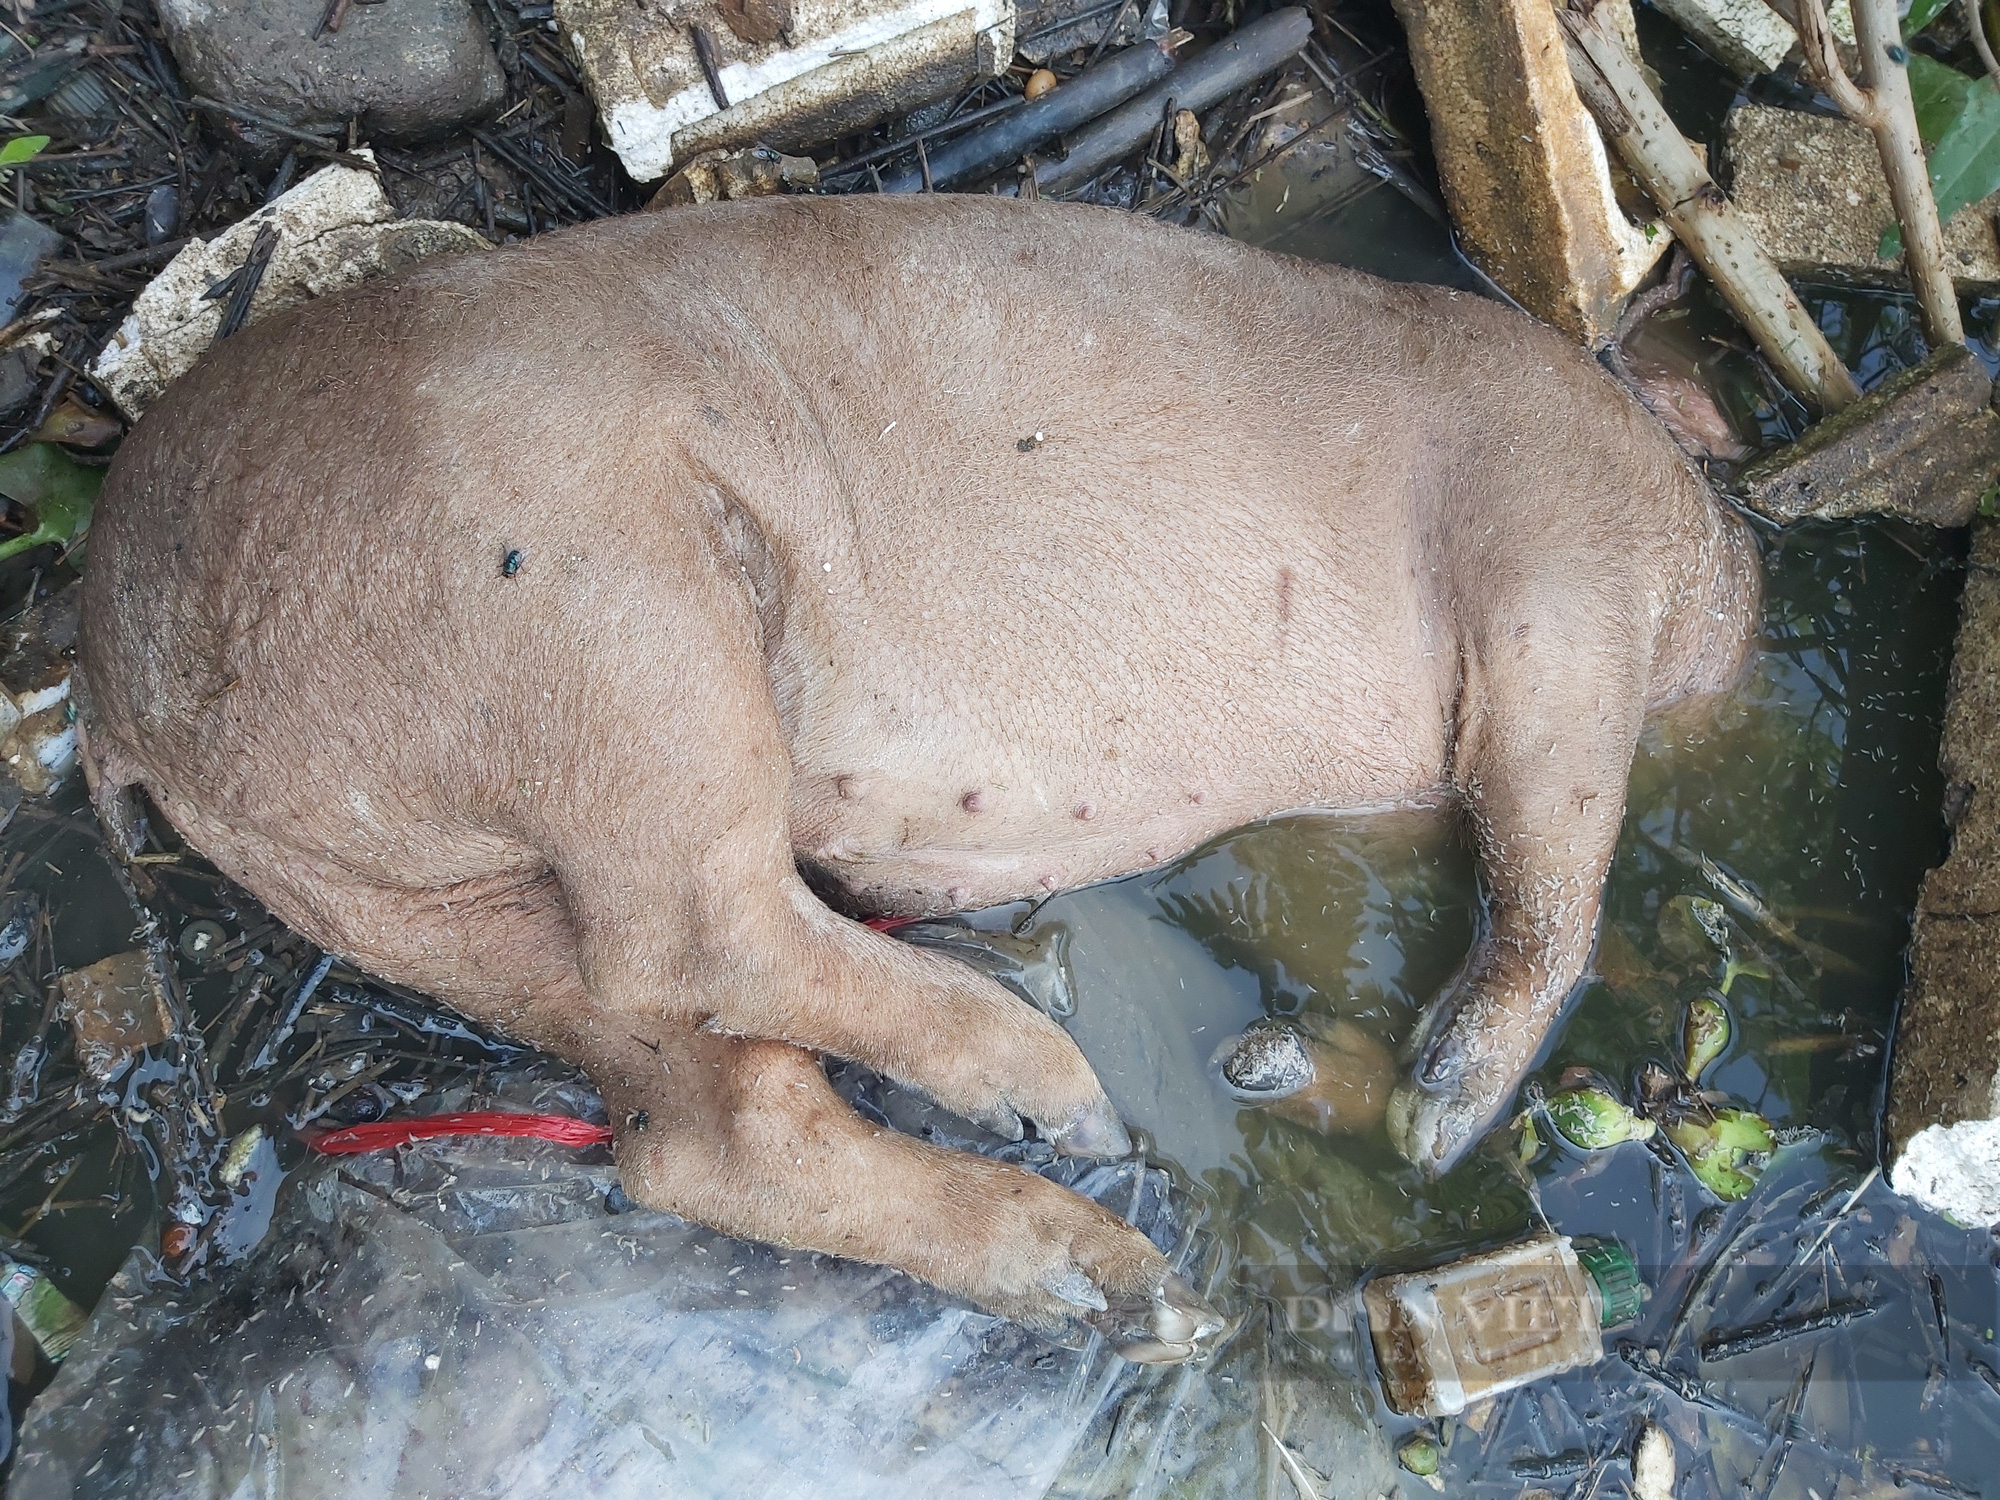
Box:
(306, 1111), (615, 1155)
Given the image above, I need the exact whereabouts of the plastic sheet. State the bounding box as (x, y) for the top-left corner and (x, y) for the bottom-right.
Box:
(9, 1065), (1399, 1499)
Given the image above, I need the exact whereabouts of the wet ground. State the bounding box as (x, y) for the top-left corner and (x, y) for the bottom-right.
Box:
(0, 5), (1997, 1496)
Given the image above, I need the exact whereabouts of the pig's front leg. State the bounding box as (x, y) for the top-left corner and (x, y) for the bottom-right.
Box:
(1389, 631), (1649, 1174)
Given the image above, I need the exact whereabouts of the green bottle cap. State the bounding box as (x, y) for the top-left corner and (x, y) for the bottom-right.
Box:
(1575, 1239), (1644, 1328)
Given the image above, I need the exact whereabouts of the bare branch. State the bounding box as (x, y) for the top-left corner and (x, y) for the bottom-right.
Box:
(1561, 0), (1861, 408)
(1794, 0), (1882, 125)
(1963, 0), (2000, 97)
(1852, 0), (1965, 344)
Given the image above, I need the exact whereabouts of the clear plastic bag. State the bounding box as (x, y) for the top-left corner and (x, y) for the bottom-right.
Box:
(8, 1064), (1398, 1499)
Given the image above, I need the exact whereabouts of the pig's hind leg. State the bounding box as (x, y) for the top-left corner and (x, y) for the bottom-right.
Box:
(1389, 613), (1652, 1175)
(227, 857), (1218, 1356)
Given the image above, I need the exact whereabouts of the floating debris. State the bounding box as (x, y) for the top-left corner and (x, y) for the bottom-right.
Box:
(1681, 994), (1731, 1080)
(1700, 1298), (1879, 1362)
(1665, 1107), (1775, 1201)
(1633, 1423), (1675, 1500)
(1546, 1084), (1656, 1150)
(55, 951), (172, 1084)
(1396, 1433), (1441, 1476)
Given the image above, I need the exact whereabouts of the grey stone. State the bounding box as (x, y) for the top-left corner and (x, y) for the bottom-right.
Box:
(1888, 519), (2000, 1224)
(1727, 102), (2000, 288)
(158, 0), (506, 143)
(1735, 343), (2000, 526)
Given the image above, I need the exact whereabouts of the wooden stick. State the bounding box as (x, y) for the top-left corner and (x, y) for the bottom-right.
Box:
(1560, 1), (1862, 409)
(1795, 0), (1964, 345)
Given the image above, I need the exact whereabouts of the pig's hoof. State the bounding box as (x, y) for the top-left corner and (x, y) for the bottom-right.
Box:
(1216, 1023), (1313, 1099)
(1388, 1080), (1484, 1178)
(1086, 1272), (1226, 1363)
(1049, 1095), (1133, 1158)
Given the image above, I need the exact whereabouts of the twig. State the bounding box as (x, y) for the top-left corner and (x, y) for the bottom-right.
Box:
(1699, 1298), (1879, 1361)
(1794, 0), (1964, 345)
(211, 222), (278, 342)
(1967, 0), (2000, 92)
(1561, 0), (1861, 409)
(691, 23), (730, 111)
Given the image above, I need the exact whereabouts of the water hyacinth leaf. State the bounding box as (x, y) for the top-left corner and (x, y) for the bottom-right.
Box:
(1711, 1107), (1775, 1155)
(0, 134), (48, 166)
(1882, 54), (2000, 258)
(1683, 995), (1732, 1079)
(1546, 1087), (1656, 1150)
(0, 443), (100, 563)
(1687, 1151), (1758, 1201)
(1664, 1108), (1774, 1201)
(1516, 1110), (1542, 1165)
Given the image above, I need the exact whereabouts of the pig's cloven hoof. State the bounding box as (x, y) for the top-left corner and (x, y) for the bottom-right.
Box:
(1388, 1072), (1513, 1178)
(1050, 1095), (1134, 1157)
(1216, 1023), (1314, 1098)
(1084, 1271), (1226, 1363)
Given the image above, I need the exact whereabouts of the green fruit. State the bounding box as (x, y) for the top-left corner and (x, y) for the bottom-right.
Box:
(1398, 1435), (1442, 1477)
(1546, 1087), (1656, 1150)
(1682, 996), (1731, 1079)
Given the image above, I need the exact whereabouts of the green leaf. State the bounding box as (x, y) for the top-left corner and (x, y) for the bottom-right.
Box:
(1907, 0), (1955, 37)
(0, 134), (48, 167)
(0, 443), (101, 563)
(1881, 54), (2000, 257)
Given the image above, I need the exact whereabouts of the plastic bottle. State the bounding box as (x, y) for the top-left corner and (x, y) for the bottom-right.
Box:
(0, 1260), (87, 1364)
(1362, 1232), (1642, 1417)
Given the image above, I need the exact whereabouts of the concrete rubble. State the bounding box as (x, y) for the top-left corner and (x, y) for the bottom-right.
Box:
(1736, 343), (2000, 525)
(1727, 102), (2000, 290)
(157, 0), (506, 144)
(1889, 519), (2000, 1226)
(56, 952), (173, 1084)
(90, 155), (489, 419)
(558, 0), (1015, 182)
(1651, 0), (1797, 76)
(1387, 0), (1668, 340)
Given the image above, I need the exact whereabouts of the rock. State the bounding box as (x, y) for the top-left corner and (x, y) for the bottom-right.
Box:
(156, 0), (505, 143)
(1735, 344), (2000, 525)
(1650, 0), (1796, 76)
(56, 951), (172, 1083)
(1387, 0), (1669, 340)
(90, 154), (489, 418)
(1727, 102), (2000, 289)
(1887, 518), (2000, 1224)
(557, 0), (1013, 182)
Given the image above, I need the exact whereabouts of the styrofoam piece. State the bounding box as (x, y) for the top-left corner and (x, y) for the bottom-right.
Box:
(559, 0), (1013, 182)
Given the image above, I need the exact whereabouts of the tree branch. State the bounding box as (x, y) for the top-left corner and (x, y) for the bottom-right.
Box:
(1796, 0), (1964, 345)
(1561, 0), (1861, 409)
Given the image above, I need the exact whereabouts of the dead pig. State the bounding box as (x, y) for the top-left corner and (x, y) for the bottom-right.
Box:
(74, 196), (1760, 1358)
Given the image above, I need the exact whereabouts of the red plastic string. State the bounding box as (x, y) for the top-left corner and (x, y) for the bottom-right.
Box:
(307, 1111), (615, 1155)
(864, 915), (916, 932)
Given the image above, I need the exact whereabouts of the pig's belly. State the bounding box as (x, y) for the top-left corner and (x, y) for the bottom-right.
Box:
(778, 631), (1445, 916)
